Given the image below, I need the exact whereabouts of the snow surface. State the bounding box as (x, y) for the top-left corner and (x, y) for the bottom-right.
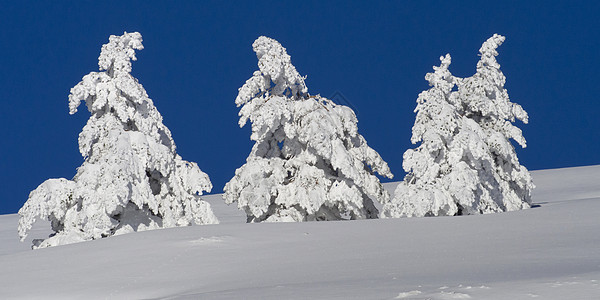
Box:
(1, 165), (599, 299)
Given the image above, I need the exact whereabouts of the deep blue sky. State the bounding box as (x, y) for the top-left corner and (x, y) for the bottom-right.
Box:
(1, 1), (598, 214)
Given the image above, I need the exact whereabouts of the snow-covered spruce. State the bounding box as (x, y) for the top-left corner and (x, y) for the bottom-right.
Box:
(382, 54), (470, 217)
(224, 36), (393, 222)
(383, 34), (533, 218)
(18, 32), (218, 248)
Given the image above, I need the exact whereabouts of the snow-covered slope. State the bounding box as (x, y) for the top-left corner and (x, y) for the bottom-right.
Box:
(1, 166), (599, 299)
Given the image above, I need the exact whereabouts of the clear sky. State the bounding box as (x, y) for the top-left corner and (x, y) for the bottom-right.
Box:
(1, 1), (598, 214)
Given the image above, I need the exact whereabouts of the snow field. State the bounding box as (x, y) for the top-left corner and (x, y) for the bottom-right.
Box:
(0, 165), (599, 299)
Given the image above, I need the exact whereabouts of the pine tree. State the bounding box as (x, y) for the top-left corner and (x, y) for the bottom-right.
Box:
(383, 34), (532, 218)
(18, 32), (218, 248)
(382, 54), (470, 217)
(224, 36), (393, 222)
(455, 34), (533, 212)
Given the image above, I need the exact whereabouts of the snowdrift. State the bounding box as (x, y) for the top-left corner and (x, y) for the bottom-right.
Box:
(1, 165), (599, 299)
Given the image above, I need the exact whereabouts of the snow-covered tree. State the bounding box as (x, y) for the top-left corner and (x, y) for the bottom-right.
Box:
(383, 34), (532, 218)
(455, 34), (533, 212)
(18, 32), (218, 248)
(224, 36), (393, 222)
(382, 54), (471, 217)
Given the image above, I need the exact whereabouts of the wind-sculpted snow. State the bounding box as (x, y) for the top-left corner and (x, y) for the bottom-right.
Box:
(18, 32), (217, 248)
(2, 166), (600, 299)
(383, 34), (533, 218)
(225, 36), (392, 222)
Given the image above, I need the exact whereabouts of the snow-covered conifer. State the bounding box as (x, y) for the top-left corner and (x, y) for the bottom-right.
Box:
(455, 34), (533, 212)
(383, 34), (532, 218)
(18, 32), (217, 248)
(382, 54), (470, 217)
(224, 36), (393, 222)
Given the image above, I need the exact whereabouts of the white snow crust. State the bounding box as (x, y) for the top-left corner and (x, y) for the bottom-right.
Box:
(1, 165), (599, 299)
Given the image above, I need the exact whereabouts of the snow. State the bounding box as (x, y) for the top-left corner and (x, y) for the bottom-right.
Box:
(1, 165), (599, 299)
(384, 35), (532, 218)
(18, 32), (217, 248)
(225, 36), (392, 222)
